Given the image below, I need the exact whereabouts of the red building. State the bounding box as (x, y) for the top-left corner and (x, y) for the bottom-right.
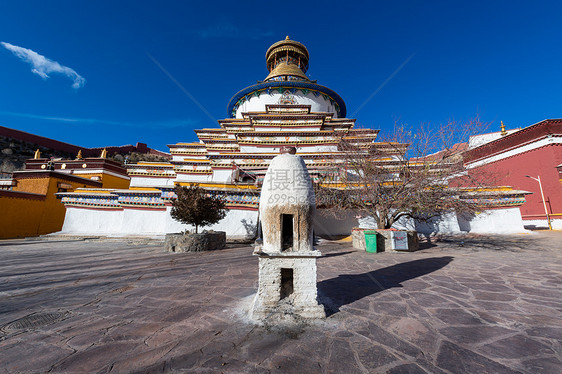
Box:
(464, 119), (562, 229)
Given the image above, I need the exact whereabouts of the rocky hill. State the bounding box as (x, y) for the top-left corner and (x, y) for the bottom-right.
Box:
(1, 135), (169, 174)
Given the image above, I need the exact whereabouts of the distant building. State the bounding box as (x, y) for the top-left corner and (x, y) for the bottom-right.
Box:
(25, 154), (130, 189)
(0, 150), (129, 238)
(464, 119), (562, 229)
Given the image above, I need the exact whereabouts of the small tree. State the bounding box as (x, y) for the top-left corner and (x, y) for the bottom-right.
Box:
(171, 184), (228, 233)
(315, 118), (493, 229)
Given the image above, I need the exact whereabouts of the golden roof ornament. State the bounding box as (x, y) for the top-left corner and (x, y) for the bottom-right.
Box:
(33, 149), (41, 159)
(265, 63), (309, 81)
(100, 148), (107, 158)
(265, 36), (310, 76)
(76, 150), (83, 159)
(500, 121), (507, 136)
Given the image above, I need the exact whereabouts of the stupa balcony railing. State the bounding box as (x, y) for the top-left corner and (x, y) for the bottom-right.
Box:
(127, 170), (176, 177)
(237, 139), (339, 146)
(174, 164), (211, 169)
(168, 142), (206, 147)
(196, 137), (234, 142)
(126, 163), (174, 169)
(175, 169), (213, 175)
(251, 118), (325, 125)
(170, 150), (208, 156)
(201, 139), (237, 148)
(205, 146), (241, 152)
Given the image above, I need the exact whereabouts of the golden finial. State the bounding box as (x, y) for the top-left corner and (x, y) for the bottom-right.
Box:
(285, 35), (290, 40)
(100, 148), (107, 158)
(33, 149), (41, 159)
(76, 150), (83, 159)
(500, 121), (507, 136)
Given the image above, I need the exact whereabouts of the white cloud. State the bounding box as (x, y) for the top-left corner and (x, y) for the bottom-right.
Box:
(1, 41), (85, 89)
(0, 110), (199, 129)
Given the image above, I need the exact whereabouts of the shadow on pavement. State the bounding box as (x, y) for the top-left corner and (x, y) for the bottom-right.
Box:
(320, 251), (354, 258)
(0, 239), (85, 247)
(428, 235), (542, 252)
(318, 256), (453, 316)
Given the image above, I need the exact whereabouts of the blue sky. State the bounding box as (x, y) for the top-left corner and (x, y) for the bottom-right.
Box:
(1, 1), (561, 152)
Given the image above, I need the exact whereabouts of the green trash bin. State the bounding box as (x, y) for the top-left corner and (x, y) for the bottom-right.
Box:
(364, 230), (378, 253)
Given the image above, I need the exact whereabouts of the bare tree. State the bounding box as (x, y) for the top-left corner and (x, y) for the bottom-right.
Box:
(315, 118), (492, 229)
(171, 184), (228, 233)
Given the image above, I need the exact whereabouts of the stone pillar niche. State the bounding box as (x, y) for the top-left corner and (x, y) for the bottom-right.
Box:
(251, 147), (325, 320)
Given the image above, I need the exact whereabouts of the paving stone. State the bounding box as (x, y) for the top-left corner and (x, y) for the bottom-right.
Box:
(436, 341), (520, 374)
(356, 343), (398, 370)
(385, 363), (428, 374)
(526, 326), (562, 340)
(110, 342), (176, 372)
(459, 282), (514, 293)
(439, 325), (516, 344)
(371, 301), (409, 316)
(0, 233), (561, 373)
(411, 292), (460, 308)
(432, 308), (483, 325)
(479, 334), (555, 358)
(50, 342), (139, 372)
(384, 317), (439, 354)
(472, 290), (519, 301)
(326, 340), (364, 374)
(0, 341), (73, 372)
(362, 321), (424, 358)
(522, 356), (562, 374)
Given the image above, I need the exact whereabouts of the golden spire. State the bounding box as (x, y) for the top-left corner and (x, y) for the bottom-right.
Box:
(500, 121), (507, 136)
(33, 149), (41, 159)
(76, 150), (83, 159)
(266, 36), (309, 71)
(100, 148), (107, 158)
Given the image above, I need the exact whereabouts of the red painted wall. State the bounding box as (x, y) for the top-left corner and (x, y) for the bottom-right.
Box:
(469, 145), (562, 219)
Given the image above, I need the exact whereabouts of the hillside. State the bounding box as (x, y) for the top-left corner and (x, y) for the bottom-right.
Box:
(1, 135), (169, 174)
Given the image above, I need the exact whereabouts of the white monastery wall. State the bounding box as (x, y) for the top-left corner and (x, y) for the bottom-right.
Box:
(212, 169), (235, 183)
(60, 206), (259, 240)
(314, 210), (357, 237)
(129, 177), (175, 188)
(59, 205), (529, 238)
(523, 218), (562, 230)
(414, 212), (461, 234)
(466, 208), (528, 233)
(349, 208), (528, 235)
(236, 92), (338, 118)
(164, 207), (258, 240)
(61, 208), (124, 235)
(175, 173), (212, 182)
(121, 208), (168, 235)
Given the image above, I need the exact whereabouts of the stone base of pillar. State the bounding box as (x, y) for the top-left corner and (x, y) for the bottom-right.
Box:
(250, 295), (326, 322)
(250, 255), (325, 322)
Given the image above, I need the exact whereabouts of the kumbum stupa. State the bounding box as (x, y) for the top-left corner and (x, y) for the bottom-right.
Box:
(57, 37), (530, 238)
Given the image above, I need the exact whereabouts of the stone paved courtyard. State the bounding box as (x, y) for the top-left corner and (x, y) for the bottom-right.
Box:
(0, 232), (561, 373)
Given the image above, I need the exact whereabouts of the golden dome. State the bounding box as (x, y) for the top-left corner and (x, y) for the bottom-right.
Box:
(265, 36), (309, 73)
(264, 62), (309, 81)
